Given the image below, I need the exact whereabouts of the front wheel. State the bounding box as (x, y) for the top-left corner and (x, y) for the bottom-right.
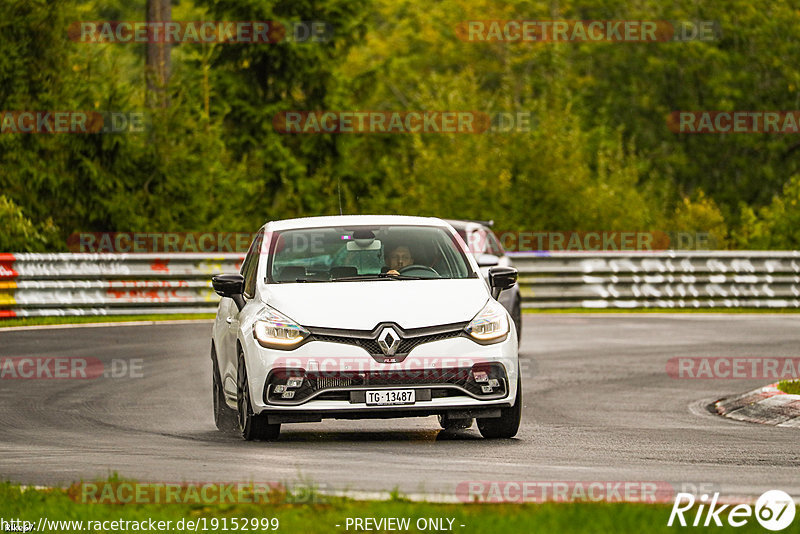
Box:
(212, 346), (238, 434)
(477, 374), (522, 439)
(236, 350), (281, 441)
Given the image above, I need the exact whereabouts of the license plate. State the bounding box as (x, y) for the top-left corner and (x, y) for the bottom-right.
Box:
(365, 389), (415, 406)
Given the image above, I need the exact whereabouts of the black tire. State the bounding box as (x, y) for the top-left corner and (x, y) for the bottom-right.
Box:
(212, 346), (239, 434)
(513, 299), (522, 344)
(236, 350), (281, 441)
(477, 374), (522, 439)
(438, 414), (474, 430)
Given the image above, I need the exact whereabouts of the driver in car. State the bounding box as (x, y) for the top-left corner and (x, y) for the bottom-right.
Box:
(386, 245), (414, 275)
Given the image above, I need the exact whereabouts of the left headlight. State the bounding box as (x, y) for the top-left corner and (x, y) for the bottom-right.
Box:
(253, 307), (309, 349)
(465, 299), (509, 344)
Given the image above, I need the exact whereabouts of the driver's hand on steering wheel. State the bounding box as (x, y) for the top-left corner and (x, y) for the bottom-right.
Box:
(386, 269), (400, 275)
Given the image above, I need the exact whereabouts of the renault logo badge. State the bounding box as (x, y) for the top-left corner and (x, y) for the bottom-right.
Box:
(377, 327), (401, 356)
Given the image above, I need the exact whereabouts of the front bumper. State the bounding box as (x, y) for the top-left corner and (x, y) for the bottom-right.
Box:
(241, 331), (519, 416)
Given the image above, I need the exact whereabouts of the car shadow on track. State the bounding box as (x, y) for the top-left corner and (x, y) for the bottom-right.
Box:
(267, 429), (485, 443)
(192, 428), (490, 443)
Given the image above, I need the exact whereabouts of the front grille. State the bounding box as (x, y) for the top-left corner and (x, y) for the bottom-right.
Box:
(310, 335), (383, 355)
(264, 363), (509, 405)
(316, 391), (351, 401)
(358, 368), (471, 387)
(396, 332), (465, 354)
(315, 376), (357, 389)
(306, 322), (467, 358)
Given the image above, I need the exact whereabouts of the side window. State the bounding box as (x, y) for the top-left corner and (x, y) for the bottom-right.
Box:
(467, 228), (487, 254)
(487, 231), (504, 257)
(241, 230), (264, 298)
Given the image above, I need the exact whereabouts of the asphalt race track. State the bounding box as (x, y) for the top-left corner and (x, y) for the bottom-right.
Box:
(1, 314), (798, 499)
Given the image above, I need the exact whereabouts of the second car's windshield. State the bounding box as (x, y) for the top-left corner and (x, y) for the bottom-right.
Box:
(267, 225), (476, 283)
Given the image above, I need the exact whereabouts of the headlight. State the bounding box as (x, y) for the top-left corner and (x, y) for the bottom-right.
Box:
(465, 299), (509, 343)
(253, 307), (308, 349)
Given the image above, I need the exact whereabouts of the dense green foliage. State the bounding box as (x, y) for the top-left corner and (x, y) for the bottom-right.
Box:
(1, 0), (800, 250)
(778, 379), (800, 395)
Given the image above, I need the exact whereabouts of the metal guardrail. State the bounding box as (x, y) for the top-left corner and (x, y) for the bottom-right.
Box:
(0, 253), (243, 318)
(510, 250), (800, 309)
(1, 251), (799, 318)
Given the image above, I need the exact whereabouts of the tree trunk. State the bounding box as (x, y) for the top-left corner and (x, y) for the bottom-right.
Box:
(145, 0), (171, 108)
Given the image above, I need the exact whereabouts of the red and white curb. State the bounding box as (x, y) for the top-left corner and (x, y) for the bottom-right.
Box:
(716, 384), (800, 427)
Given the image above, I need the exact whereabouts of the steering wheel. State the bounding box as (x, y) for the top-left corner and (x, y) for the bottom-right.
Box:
(398, 264), (439, 276)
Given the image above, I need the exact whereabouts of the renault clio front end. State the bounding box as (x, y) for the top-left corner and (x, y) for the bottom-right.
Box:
(210, 215), (521, 441)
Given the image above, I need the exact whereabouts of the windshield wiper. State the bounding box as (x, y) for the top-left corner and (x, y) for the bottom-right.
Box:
(331, 273), (424, 281)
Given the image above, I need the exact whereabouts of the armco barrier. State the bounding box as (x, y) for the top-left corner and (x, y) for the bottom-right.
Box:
(0, 253), (243, 318)
(511, 250), (800, 309)
(1, 251), (799, 317)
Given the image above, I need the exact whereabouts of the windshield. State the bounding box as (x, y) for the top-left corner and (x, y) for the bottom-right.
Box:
(266, 225), (477, 283)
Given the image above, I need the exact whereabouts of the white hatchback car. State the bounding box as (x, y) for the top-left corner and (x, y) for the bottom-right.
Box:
(210, 215), (521, 441)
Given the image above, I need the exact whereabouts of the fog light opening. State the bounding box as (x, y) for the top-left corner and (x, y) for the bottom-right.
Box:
(472, 370), (489, 383)
(286, 376), (304, 388)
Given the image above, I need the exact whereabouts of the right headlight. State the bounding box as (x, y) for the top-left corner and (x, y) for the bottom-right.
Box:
(465, 299), (509, 344)
(253, 306), (308, 349)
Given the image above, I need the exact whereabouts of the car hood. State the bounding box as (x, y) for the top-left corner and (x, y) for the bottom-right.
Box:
(260, 278), (489, 329)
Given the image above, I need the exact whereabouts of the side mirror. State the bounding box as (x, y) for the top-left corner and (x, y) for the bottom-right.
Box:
(212, 273), (245, 311)
(477, 253), (500, 267)
(488, 266), (517, 300)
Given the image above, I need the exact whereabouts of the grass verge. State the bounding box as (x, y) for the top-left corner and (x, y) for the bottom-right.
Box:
(778, 379), (800, 395)
(0, 314), (215, 328)
(0, 482), (794, 533)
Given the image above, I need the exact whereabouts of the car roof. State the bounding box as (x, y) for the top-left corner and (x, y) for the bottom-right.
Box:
(444, 219), (491, 232)
(264, 215), (452, 232)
